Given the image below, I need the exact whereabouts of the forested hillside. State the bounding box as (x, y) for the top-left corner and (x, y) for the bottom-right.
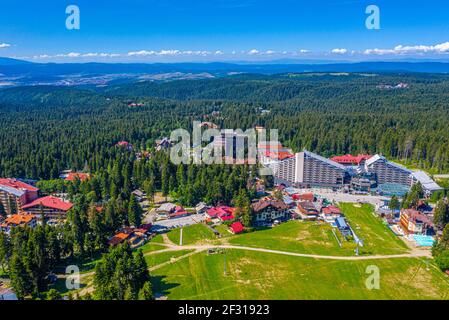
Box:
(0, 73), (448, 179)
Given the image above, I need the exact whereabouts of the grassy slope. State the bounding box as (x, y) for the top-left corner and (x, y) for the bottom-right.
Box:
(339, 203), (409, 255)
(152, 250), (449, 300)
(228, 203), (409, 256)
(229, 220), (357, 256)
(139, 242), (167, 254)
(167, 223), (217, 245)
(144, 250), (194, 268)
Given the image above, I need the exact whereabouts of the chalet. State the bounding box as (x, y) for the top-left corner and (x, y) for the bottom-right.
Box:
(65, 172), (90, 182)
(206, 206), (235, 221)
(293, 193), (315, 202)
(195, 202), (209, 214)
(22, 196), (73, 219)
(0, 214), (37, 233)
(108, 226), (150, 248)
(252, 199), (290, 224)
(132, 189), (145, 201)
(157, 203), (177, 218)
(169, 206), (190, 219)
(116, 141), (133, 151)
(321, 205), (342, 222)
(108, 232), (130, 246)
(229, 222), (244, 234)
(155, 138), (173, 151)
(283, 195), (295, 207)
(297, 201), (319, 220)
(199, 121), (218, 129)
(400, 209), (433, 235)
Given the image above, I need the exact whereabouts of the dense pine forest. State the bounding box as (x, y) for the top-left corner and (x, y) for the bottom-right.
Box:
(0, 72), (449, 180)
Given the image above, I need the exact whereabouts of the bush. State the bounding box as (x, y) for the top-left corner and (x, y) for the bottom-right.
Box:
(435, 250), (449, 271)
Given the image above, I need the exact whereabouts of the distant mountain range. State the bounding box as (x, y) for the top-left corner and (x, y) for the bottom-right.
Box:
(1, 57), (449, 87)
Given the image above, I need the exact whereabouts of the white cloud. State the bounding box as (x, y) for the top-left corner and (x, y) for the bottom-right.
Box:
(364, 41), (449, 55)
(331, 48), (348, 54)
(159, 50), (181, 56)
(128, 50), (156, 56)
(298, 49), (310, 53)
(0, 43), (11, 49)
(81, 52), (121, 58)
(247, 49), (260, 55)
(128, 50), (214, 56)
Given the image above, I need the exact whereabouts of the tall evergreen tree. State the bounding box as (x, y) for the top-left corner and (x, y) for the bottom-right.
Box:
(128, 194), (142, 227)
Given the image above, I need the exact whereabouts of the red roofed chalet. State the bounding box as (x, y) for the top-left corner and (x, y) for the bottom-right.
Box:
(229, 222), (244, 234)
(169, 206), (190, 219)
(65, 172), (90, 182)
(206, 206), (235, 221)
(22, 196), (73, 219)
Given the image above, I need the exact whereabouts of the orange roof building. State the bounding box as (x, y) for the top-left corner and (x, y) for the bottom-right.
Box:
(0, 214), (37, 232)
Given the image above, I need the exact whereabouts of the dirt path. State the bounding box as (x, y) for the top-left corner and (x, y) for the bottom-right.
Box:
(72, 241), (431, 297)
(162, 233), (176, 246)
(157, 243), (431, 260)
(149, 249), (205, 272)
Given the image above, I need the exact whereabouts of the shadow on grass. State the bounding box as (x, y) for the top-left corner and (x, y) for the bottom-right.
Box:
(251, 226), (272, 232)
(49, 278), (87, 295)
(151, 275), (180, 298)
(55, 252), (104, 274)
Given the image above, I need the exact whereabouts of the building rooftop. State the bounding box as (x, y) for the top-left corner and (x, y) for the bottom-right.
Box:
(412, 171), (443, 192)
(65, 172), (90, 182)
(331, 154), (372, 165)
(303, 150), (347, 171)
(22, 196), (73, 211)
(230, 222), (244, 234)
(0, 178), (39, 192)
(4, 214), (36, 226)
(252, 199), (289, 213)
(365, 154), (412, 173)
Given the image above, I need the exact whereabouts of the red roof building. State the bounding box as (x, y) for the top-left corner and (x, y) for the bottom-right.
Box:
(330, 154), (372, 166)
(22, 196), (73, 219)
(206, 206), (235, 221)
(230, 222), (244, 234)
(116, 141), (133, 151)
(293, 193), (315, 202)
(297, 201), (319, 219)
(321, 205), (342, 216)
(65, 172), (90, 182)
(169, 206), (190, 219)
(0, 178), (39, 192)
(0, 178), (39, 215)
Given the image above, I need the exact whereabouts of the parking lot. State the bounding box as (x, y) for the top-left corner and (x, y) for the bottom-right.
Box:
(299, 188), (389, 206)
(152, 213), (207, 230)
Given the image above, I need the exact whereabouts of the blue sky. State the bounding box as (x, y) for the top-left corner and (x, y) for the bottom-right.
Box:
(1, 0), (449, 62)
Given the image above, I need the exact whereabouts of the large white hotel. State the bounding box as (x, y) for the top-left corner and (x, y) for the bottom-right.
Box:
(258, 144), (442, 195)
